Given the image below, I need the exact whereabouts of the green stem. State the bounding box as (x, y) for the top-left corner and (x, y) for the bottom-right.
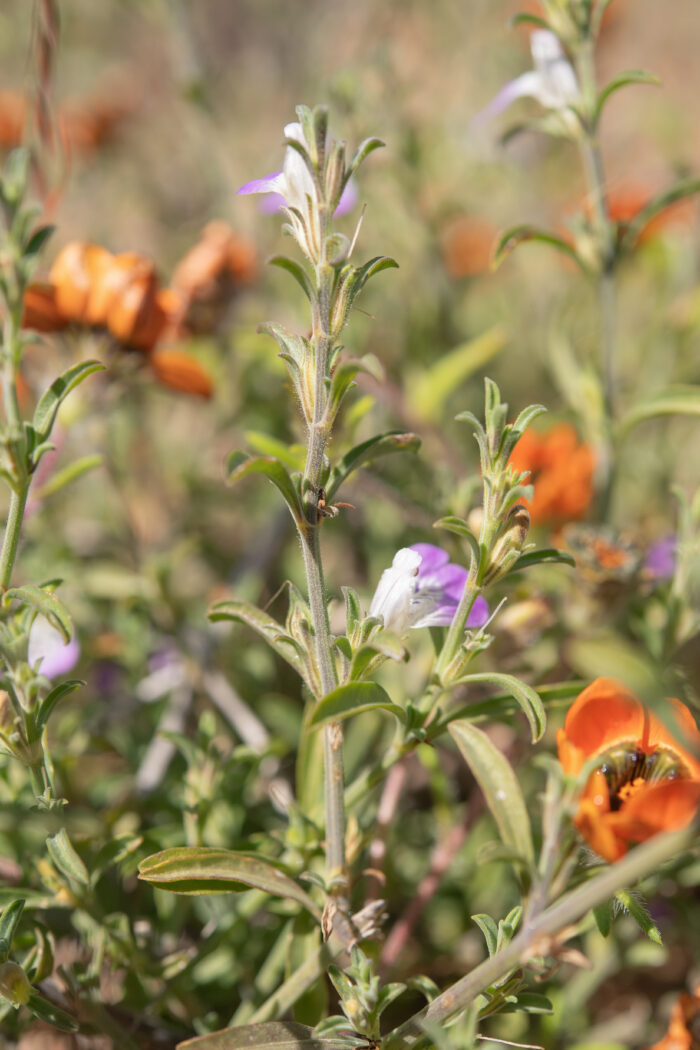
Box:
(0, 485), (28, 590)
(384, 826), (695, 1049)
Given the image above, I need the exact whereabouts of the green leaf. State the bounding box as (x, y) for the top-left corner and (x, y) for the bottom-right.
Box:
(26, 991), (79, 1033)
(593, 900), (613, 938)
(307, 681), (404, 728)
(491, 225), (584, 272)
(433, 517), (481, 568)
(619, 386), (700, 434)
(36, 680), (83, 732)
(456, 673), (546, 742)
(509, 12), (551, 30)
(244, 432), (306, 473)
(46, 829), (89, 888)
(325, 431), (420, 500)
(472, 913), (498, 957)
(209, 599), (305, 677)
(0, 900), (25, 961)
(226, 453), (304, 524)
(449, 719), (534, 867)
(615, 890), (662, 944)
(268, 256), (315, 302)
(139, 849), (321, 916)
(24, 224), (54, 257)
(3, 585), (72, 643)
(178, 1021), (349, 1050)
(510, 547), (576, 572)
(406, 326), (506, 423)
(620, 178), (700, 250)
(33, 360), (104, 440)
(32, 454), (102, 500)
(593, 70), (660, 129)
(347, 136), (385, 177)
(501, 992), (554, 1015)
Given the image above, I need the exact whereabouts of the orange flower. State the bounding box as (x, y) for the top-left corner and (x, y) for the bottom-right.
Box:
(49, 242), (114, 324)
(21, 283), (67, 333)
(440, 215), (495, 279)
(558, 678), (700, 862)
(170, 221), (257, 335)
(647, 984), (700, 1050)
(148, 349), (213, 398)
(508, 423), (594, 525)
(102, 254), (168, 351)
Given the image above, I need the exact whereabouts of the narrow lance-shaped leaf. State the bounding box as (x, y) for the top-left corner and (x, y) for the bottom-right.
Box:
(593, 70), (660, 130)
(619, 386), (700, 434)
(510, 547), (576, 572)
(26, 991), (79, 1033)
(35, 680), (84, 733)
(0, 899), (25, 961)
(508, 12), (551, 30)
(178, 1021), (350, 1050)
(615, 890), (662, 944)
(32, 454), (102, 500)
(226, 452), (304, 526)
(449, 719), (535, 867)
(433, 517), (481, 570)
(268, 255), (315, 302)
(307, 681), (405, 729)
(491, 225), (585, 272)
(347, 136), (385, 177)
(620, 177), (700, 250)
(456, 672), (547, 742)
(33, 360), (104, 440)
(46, 829), (90, 888)
(325, 431), (420, 500)
(138, 848), (321, 918)
(3, 585), (72, 643)
(209, 599), (305, 677)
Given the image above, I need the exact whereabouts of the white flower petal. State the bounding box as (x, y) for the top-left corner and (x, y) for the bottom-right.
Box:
(369, 548), (422, 634)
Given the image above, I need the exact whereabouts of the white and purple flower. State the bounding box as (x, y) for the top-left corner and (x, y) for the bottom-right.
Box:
(369, 543), (489, 635)
(474, 30), (579, 126)
(238, 121), (356, 217)
(28, 618), (80, 679)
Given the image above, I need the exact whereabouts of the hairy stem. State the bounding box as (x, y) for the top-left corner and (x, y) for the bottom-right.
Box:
(0, 486), (28, 590)
(385, 826), (695, 1049)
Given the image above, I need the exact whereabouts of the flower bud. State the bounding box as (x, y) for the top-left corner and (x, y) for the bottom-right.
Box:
(0, 962), (31, 1005)
(482, 504), (530, 585)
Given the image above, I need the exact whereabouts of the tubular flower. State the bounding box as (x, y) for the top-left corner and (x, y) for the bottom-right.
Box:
(474, 30), (579, 127)
(369, 543), (489, 635)
(508, 423), (594, 525)
(558, 678), (700, 862)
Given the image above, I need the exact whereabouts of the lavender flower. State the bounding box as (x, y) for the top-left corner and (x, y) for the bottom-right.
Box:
(474, 30), (579, 126)
(369, 543), (489, 634)
(644, 535), (676, 581)
(28, 618), (80, 679)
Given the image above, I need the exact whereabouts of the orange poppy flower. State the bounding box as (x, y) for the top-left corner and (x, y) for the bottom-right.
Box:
(21, 283), (67, 333)
(647, 984), (700, 1050)
(149, 349), (213, 398)
(508, 423), (594, 525)
(558, 678), (700, 862)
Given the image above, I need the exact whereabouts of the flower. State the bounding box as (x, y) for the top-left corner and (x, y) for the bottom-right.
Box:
(21, 283), (68, 333)
(440, 215), (495, 278)
(557, 678), (700, 862)
(238, 121), (355, 218)
(28, 618), (80, 680)
(647, 983), (700, 1050)
(369, 543), (489, 635)
(149, 349), (213, 399)
(474, 30), (579, 126)
(508, 423), (594, 525)
(645, 535), (677, 581)
(170, 221), (257, 335)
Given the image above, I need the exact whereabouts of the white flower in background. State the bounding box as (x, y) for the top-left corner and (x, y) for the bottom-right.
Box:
(369, 544), (489, 635)
(28, 618), (80, 679)
(474, 30), (580, 125)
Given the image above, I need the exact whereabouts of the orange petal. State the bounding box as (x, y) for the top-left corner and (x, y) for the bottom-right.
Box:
(49, 242), (114, 324)
(644, 697), (700, 777)
(561, 678), (645, 760)
(149, 349), (213, 398)
(574, 796), (624, 863)
(610, 779), (700, 844)
(21, 284), (68, 332)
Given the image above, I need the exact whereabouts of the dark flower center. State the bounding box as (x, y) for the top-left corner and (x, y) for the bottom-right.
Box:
(598, 743), (688, 812)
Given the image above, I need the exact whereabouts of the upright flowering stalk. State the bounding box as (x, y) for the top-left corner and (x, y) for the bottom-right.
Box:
(235, 107), (393, 916)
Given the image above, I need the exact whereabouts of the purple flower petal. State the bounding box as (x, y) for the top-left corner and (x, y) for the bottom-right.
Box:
(467, 595), (490, 628)
(411, 543), (449, 575)
(335, 180), (358, 217)
(644, 535), (676, 580)
(28, 619), (80, 679)
(237, 171), (284, 196)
